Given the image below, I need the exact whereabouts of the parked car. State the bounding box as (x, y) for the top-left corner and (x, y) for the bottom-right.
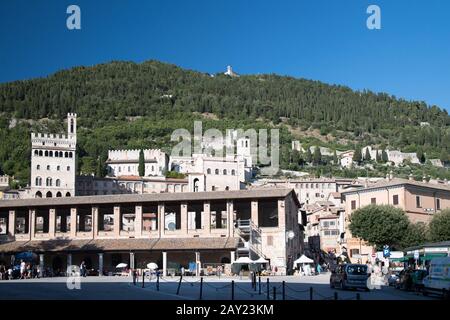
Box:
(411, 269), (428, 292)
(388, 272), (400, 287)
(395, 269), (414, 290)
(330, 264), (370, 291)
(423, 257), (450, 299)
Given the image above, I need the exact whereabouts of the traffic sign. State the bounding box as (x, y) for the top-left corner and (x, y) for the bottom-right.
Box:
(383, 245), (391, 258)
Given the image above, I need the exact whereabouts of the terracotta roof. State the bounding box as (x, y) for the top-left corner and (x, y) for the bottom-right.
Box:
(341, 178), (450, 195)
(0, 237), (239, 253)
(318, 215), (339, 220)
(329, 192), (341, 198)
(0, 188), (298, 208)
(116, 175), (143, 181)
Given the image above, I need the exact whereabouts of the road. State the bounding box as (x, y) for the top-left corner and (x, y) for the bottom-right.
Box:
(0, 273), (438, 300)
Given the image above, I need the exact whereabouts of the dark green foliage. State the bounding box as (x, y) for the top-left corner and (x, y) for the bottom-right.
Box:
(0, 60), (449, 184)
(138, 149), (145, 177)
(400, 222), (428, 248)
(428, 209), (450, 242)
(353, 147), (362, 164)
(349, 205), (410, 249)
(364, 148), (371, 162)
(313, 147), (322, 165)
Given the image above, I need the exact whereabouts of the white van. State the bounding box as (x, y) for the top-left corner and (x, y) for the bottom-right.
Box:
(422, 257), (450, 299)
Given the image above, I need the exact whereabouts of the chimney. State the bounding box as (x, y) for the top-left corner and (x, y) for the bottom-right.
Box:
(422, 175), (427, 183)
(409, 173), (414, 181)
(364, 178), (369, 188)
(389, 170), (394, 181)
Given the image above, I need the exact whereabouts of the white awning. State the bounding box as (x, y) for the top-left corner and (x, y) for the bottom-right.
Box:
(293, 255), (314, 264)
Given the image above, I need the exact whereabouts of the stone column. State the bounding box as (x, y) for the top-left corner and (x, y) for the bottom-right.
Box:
(135, 205), (143, 237)
(8, 210), (15, 238)
(230, 251), (236, 264)
(30, 209), (35, 240)
(181, 203), (188, 234)
(113, 206), (120, 237)
(159, 203), (165, 237)
(67, 253), (72, 273)
(162, 251), (167, 276)
(70, 208), (77, 238)
(92, 207), (98, 239)
(130, 252), (135, 270)
(227, 200), (234, 237)
(98, 253), (104, 276)
(278, 199), (286, 228)
(49, 208), (56, 238)
(203, 202), (211, 234)
(39, 254), (44, 278)
(195, 251), (201, 276)
(251, 200), (259, 225)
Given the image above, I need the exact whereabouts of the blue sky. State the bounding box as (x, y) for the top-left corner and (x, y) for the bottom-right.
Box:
(1, 0), (449, 110)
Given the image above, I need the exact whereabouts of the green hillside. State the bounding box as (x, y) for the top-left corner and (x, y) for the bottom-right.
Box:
(0, 60), (449, 186)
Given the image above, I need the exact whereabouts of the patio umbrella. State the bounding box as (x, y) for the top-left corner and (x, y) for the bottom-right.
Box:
(116, 263), (128, 268)
(232, 257), (254, 264)
(293, 255), (314, 265)
(147, 262), (158, 270)
(254, 257), (269, 263)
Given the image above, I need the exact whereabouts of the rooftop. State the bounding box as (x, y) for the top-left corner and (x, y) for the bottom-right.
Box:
(341, 178), (450, 195)
(0, 188), (298, 208)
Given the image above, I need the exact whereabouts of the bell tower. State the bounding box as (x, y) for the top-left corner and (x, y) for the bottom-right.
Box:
(67, 113), (77, 141)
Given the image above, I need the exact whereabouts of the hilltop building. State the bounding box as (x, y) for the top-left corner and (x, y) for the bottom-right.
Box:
(106, 149), (168, 178)
(30, 113), (77, 199)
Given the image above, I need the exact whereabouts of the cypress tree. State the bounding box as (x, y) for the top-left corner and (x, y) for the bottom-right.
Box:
(138, 149), (145, 176)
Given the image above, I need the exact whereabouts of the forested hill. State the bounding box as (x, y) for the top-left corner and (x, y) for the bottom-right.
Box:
(0, 60), (449, 185)
(0, 60), (448, 128)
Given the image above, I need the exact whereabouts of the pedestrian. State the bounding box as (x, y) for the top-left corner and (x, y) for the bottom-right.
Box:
(317, 264), (322, 274)
(80, 261), (86, 277)
(7, 267), (12, 280)
(20, 260), (26, 279)
(180, 266), (185, 276)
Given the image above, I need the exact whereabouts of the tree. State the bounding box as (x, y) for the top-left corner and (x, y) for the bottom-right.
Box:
(349, 205), (410, 250)
(364, 148), (371, 162)
(352, 147), (362, 164)
(313, 147), (322, 165)
(305, 148), (312, 164)
(138, 149), (145, 177)
(381, 149), (388, 163)
(428, 209), (450, 242)
(96, 156), (107, 178)
(400, 222), (427, 249)
(417, 147), (426, 164)
(439, 148), (448, 164)
(332, 150), (338, 165)
(376, 149), (381, 162)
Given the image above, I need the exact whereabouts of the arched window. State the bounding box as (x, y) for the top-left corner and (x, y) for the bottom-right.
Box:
(67, 166), (70, 171)
(47, 165), (50, 170)
(36, 165), (40, 170)
(39, 150), (43, 156)
(49, 151), (53, 157)
(34, 150), (38, 156)
(69, 152), (73, 158)
(223, 169), (227, 175)
(46, 191), (52, 198)
(65, 192), (71, 197)
(59, 151), (63, 157)
(245, 141), (248, 148)
(207, 168), (211, 174)
(55, 152), (59, 157)
(46, 177), (52, 186)
(56, 179), (61, 187)
(225, 186), (230, 191)
(212, 186), (216, 191)
(35, 191), (42, 198)
(57, 166), (60, 171)
(56, 192), (62, 197)
(35, 177), (42, 186)
(193, 178), (199, 192)
(215, 169), (219, 175)
(64, 152), (68, 158)
(45, 151), (48, 157)
(231, 169), (236, 176)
